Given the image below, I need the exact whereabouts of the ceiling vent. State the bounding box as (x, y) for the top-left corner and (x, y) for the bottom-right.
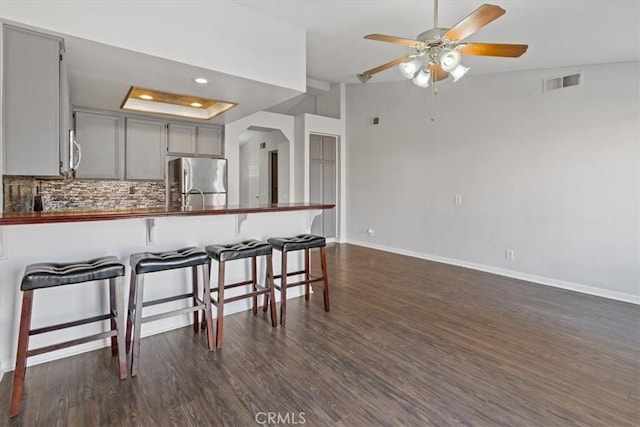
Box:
(543, 72), (582, 92)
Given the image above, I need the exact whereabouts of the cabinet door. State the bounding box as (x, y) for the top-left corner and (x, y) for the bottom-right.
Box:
(196, 126), (223, 157)
(322, 162), (336, 238)
(309, 134), (337, 238)
(309, 134), (323, 160)
(322, 136), (336, 161)
(310, 161), (324, 236)
(74, 111), (124, 179)
(3, 26), (61, 176)
(125, 118), (166, 180)
(167, 123), (196, 154)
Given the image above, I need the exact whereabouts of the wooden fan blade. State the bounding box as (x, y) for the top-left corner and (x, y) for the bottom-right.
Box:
(364, 34), (424, 48)
(361, 55), (414, 77)
(458, 43), (528, 57)
(429, 63), (449, 81)
(444, 4), (506, 42)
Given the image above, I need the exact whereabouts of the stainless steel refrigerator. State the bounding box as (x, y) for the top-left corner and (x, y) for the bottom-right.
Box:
(167, 157), (228, 208)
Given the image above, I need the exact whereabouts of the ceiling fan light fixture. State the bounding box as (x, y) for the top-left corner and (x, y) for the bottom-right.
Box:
(439, 49), (462, 72)
(357, 73), (372, 83)
(412, 69), (431, 88)
(398, 58), (423, 79)
(449, 64), (470, 82)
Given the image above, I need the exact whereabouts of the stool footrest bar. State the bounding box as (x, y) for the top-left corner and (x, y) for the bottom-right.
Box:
(26, 330), (117, 357)
(142, 293), (194, 308)
(274, 277), (325, 290)
(273, 270), (306, 280)
(141, 304), (205, 324)
(30, 314), (113, 335)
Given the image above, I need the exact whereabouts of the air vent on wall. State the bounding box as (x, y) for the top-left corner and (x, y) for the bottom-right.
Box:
(543, 72), (582, 92)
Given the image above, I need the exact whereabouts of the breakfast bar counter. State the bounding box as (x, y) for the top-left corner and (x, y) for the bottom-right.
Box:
(0, 203), (335, 225)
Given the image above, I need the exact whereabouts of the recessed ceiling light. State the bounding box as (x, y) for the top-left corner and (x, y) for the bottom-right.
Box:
(121, 86), (237, 120)
(193, 77), (209, 84)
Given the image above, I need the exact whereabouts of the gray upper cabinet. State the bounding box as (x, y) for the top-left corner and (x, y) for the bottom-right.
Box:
(196, 126), (223, 157)
(167, 123), (196, 154)
(167, 123), (223, 157)
(125, 118), (167, 180)
(3, 25), (62, 176)
(74, 111), (124, 179)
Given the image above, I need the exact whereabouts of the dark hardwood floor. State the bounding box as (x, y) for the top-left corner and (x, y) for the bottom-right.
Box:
(2, 243), (639, 426)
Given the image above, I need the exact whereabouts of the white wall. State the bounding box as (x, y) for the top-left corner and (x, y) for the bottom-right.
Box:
(346, 62), (640, 302)
(316, 83), (342, 119)
(225, 112), (296, 205)
(0, 0), (305, 92)
(239, 130), (290, 204)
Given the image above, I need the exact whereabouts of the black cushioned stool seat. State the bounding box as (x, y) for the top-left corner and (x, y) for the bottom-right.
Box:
(204, 240), (277, 348)
(267, 234), (330, 326)
(130, 247), (210, 274)
(268, 234), (326, 252)
(21, 257), (125, 290)
(11, 257), (127, 417)
(126, 247), (214, 377)
(206, 240), (272, 262)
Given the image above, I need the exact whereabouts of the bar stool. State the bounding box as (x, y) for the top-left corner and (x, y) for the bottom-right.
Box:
(126, 247), (213, 377)
(10, 256), (127, 417)
(204, 240), (277, 348)
(267, 234), (330, 326)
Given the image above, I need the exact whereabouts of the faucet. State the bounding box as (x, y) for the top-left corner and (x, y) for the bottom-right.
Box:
(185, 188), (205, 209)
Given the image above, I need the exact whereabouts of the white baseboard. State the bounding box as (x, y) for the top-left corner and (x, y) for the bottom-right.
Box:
(347, 239), (640, 305)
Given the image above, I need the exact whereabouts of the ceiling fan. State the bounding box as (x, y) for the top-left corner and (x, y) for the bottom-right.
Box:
(356, 0), (528, 88)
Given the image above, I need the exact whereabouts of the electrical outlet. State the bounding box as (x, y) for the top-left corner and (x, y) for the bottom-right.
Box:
(454, 194), (462, 205)
(506, 249), (515, 260)
(366, 227), (375, 236)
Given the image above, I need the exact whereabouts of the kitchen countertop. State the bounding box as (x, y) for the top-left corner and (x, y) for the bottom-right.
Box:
(0, 203), (335, 226)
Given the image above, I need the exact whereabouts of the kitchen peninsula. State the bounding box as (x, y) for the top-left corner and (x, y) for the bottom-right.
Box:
(0, 202), (334, 378)
(0, 202), (334, 225)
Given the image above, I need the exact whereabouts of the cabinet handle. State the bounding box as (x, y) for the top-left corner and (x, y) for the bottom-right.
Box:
(73, 139), (82, 170)
(70, 130), (82, 170)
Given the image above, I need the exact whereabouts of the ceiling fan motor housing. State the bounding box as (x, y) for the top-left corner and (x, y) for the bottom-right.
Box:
(415, 28), (451, 49)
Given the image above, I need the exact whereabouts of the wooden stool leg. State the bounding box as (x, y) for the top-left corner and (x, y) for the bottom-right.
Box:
(113, 277), (128, 380)
(280, 251), (288, 326)
(304, 248), (310, 302)
(252, 257), (258, 315)
(266, 254), (278, 327)
(191, 265), (200, 333)
(125, 272), (137, 353)
(130, 274), (145, 377)
(320, 246), (330, 312)
(215, 261), (225, 348)
(10, 290), (34, 418)
(263, 259), (270, 312)
(202, 262), (215, 351)
(109, 278), (118, 356)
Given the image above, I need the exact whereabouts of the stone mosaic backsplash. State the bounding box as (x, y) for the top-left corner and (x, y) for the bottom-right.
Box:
(3, 176), (166, 212)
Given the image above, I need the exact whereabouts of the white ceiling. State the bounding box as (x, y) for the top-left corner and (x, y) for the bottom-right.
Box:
(19, 1), (639, 122)
(64, 35), (301, 124)
(237, 0), (640, 84)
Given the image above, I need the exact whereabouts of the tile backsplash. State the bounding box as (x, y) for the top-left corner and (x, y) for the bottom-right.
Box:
(3, 176), (165, 212)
